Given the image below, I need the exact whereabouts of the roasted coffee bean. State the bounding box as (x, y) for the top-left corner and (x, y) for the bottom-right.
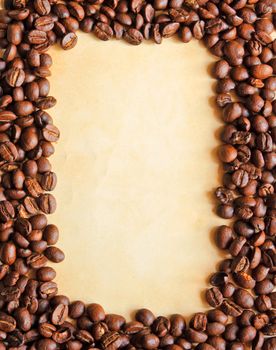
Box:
(44, 246), (64, 263)
(215, 187), (234, 204)
(124, 320), (144, 334)
(5, 67), (25, 87)
(210, 272), (228, 286)
(100, 331), (120, 349)
(0, 313), (16, 332)
(37, 338), (58, 350)
(13, 101), (34, 116)
(136, 308), (155, 326)
(207, 309), (228, 325)
(28, 30), (48, 45)
(61, 32), (77, 50)
(37, 266), (56, 282)
(233, 288), (254, 309)
(218, 144), (237, 163)
(185, 328), (208, 343)
(224, 40), (244, 66)
(124, 28), (143, 45)
(94, 23), (113, 41)
(0, 241), (16, 265)
(233, 272), (256, 289)
(238, 325), (257, 343)
(42, 124), (60, 142)
(105, 314), (126, 331)
(69, 300), (85, 319)
(36, 96), (56, 109)
(221, 300), (243, 317)
(170, 314), (185, 336)
(190, 313), (207, 331)
(35, 16), (54, 32)
(25, 177), (43, 197)
(0, 142), (18, 162)
(37, 193), (57, 214)
(205, 287), (223, 307)
(140, 333), (160, 349)
(152, 316), (170, 337)
(216, 225), (233, 249)
(87, 303), (105, 322)
(51, 304), (68, 325)
(34, 0), (51, 16)
(14, 307), (31, 332)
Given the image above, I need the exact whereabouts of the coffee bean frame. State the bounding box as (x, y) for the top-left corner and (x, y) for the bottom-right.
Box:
(0, 0), (274, 349)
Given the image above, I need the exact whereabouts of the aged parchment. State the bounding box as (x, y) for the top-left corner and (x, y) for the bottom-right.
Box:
(49, 33), (225, 318)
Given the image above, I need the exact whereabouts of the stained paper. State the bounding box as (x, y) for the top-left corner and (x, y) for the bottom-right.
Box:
(48, 33), (226, 318)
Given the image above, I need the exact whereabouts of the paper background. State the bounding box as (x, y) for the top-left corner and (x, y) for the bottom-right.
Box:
(47, 33), (225, 318)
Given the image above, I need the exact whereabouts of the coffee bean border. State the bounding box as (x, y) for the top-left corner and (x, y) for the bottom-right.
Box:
(0, 0), (274, 349)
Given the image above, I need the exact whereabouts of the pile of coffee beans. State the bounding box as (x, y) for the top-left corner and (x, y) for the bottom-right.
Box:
(0, 0), (274, 349)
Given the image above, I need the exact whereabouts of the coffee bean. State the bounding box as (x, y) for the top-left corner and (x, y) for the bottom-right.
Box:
(233, 288), (254, 309)
(221, 300), (243, 317)
(69, 300), (85, 319)
(94, 22), (113, 41)
(151, 316), (170, 337)
(14, 307), (31, 332)
(13, 101), (34, 116)
(251, 64), (273, 80)
(233, 272), (256, 289)
(162, 22), (180, 38)
(1, 241), (16, 265)
(5, 67), (25, 87)
(44, 246), (64, 263)
(238, 325), (257, 343)
(7, 23), (22, 45)
(206, 322), (225, 336)
(87, 303), (105, 322)
(207, 309), (228, 325)
(224, 40), (244, 66)
(178, 26), (191, 43)
(37, 266), (56, 282)
(99, 331), (119, 350)
(25, 177), (43, 197)
(140, 333), (160, 350)
(61, 32), (77, 50)
(37, 193), (57, 214)
(124, 28), (143, 45)
(0, 313), (16, 332)
(34, 0), (51, 16)
(37, 339), (58, 350)
(170, 314), (186, 336)
(135, 308), (155, 326)
(214, 60), (230, 79)
(205, 287), (223, 308)
(232, 256), (250, 274)
(51, 304), (68, 325)
(0, 141), (18, 162)
(185, 328), (208, 343)
(255, 279), (274, 295)
(42, 124), (60, 142)
(39, 322), (56, 338)
(123, 320), (144, 335)
(28, 30), (48, 45)
(218, 144), (237, 163)
(216, 225), (233, 249)
(190, 313), (207, 331)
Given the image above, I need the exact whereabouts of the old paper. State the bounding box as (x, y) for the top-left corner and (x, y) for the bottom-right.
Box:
(49, 33), (226, 318)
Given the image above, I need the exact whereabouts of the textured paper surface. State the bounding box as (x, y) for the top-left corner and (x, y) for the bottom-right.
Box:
(49, 33), (225, 318)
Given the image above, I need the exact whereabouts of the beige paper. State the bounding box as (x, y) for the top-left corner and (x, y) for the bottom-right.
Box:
(49, 33), (225, 318)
